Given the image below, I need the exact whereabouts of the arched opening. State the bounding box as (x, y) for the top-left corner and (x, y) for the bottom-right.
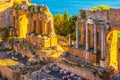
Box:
(83, 29), (86, 47)
(46, 22), (51, 34)
(19, 14), (28, 38)
(13, 16), (15, 28)
(107, 30), (120, 71)
(33, 20), (36, 33)
(39, 20), (42, 34)
(4, 77), (8, 80)
(97, 32), (99, 45)
(88, 29), (90, 51)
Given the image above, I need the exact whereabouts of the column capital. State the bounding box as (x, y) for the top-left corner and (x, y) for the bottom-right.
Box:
(99, 19), (104, 25)
(87, 18), (94, 24)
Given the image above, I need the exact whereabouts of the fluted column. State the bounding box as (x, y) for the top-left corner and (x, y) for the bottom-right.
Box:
(76, 21), (79, 49)
(69, 34), (72, 47)
(94, 22), (97, 54)
(86, 22), (89, 51)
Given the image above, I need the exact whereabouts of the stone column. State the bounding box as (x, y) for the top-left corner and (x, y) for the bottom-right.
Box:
(100, 21), (106, 68)
(94, 22), (97, 54)
(101, 24), (105, 60)
(76, 21), (79, 49)
(69, 34), (72, 47)
(86, 22), (89, 51)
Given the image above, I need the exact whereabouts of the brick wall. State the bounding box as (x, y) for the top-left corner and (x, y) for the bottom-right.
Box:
(0, 65), (22, 80)
(56, 62), (102, 80)
(68, 47), (101, 63)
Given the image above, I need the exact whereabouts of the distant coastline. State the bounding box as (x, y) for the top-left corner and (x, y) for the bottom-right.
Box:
(31, 0), (120, 16)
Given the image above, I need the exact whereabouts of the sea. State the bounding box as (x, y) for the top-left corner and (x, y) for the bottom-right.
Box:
(31, 0), (120, 16)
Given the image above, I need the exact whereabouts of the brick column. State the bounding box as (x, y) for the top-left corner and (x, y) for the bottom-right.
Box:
(76, 21), (79, 49)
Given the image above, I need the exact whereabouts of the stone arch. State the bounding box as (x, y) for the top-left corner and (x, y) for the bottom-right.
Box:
(33, 20), (36, 33)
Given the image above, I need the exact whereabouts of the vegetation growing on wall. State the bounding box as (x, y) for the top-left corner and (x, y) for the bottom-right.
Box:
(91, 5), (110, 11)
(80, 10), (86, 19)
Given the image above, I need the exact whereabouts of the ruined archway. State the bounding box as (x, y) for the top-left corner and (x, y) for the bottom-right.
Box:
(107, 30), (120, 71)
(18, 14), (28, 38)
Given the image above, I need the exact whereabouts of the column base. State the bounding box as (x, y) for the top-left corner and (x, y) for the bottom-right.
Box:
(100, 59), (106, 68)
(75, 44), (79, 49)
(69, 45), (72, 47)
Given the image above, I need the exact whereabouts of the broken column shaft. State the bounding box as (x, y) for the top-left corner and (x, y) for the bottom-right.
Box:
(100, 21), (106, 68)
(94, 22), (97, 54)
(101, 24), (105, 60)
(69, 34), (72, 47)
(86, 22), (89, 51)
(76, 21), (79, 49)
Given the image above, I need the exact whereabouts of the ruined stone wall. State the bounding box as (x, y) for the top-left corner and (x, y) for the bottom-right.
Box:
(0, 1), (13, 28)
(79, 20), (102, 52)
(10, 4), (54, 37)
(68, 47), (101, 63)
(79, 9), (120, 70)
(13, 44), (34, 58)
(56, 62), (102, 80)
(26, 34), (57, 47)
(85, 8), (120, 27)
(0, 65), (22, 80)
(26, 35), (51, 47)
(10, 4), (57, 47)
(0, 8), (12, 28)
(79, 9), (120, 52)
(79, 21), (86, 47)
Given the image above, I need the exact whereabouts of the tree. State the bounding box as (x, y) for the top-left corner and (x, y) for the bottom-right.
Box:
(80, 10), (86, 19)
(28, 0), (31, 3)
(54, 11), (78, 39)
